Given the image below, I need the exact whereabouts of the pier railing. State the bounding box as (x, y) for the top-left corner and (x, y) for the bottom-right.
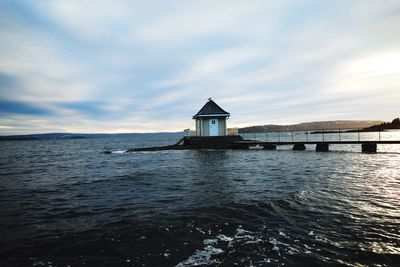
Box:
(239, 129), (398, 143)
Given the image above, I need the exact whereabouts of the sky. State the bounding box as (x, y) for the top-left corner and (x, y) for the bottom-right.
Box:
(0, 0), (400, 135)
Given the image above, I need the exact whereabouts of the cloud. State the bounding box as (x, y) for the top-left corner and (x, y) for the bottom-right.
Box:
(0, 73), (18, 88)
(0, 100), (51, 115)
(0, 0), (400, 134)
(30, 0), (134, 42)
(133, 1), (270, 44)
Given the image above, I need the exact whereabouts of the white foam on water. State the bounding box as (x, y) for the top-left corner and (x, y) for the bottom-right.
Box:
(217, 233), (235, 248)
(179, 225), (321, 266)
(203, 239), (218, 245)
(286, 246), (300, 255)
(315, 235), (328, 243)
(206, 246), (224, 254)
(33, 262), (55, 267)
(259, 258), (272, 263)
(217, 234), (233, 242)
(235, 227), (252, 236)
(175, 245), (224, 267)
(235, 234), (254, 240)
(279, 231), (286, 237)
(244, 238), (263, 245)
(111, 150), (127, 154)
(195, 227), (205, 234)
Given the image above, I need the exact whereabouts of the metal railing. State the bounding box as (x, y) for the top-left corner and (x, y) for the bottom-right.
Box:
(239, 129), (388, 143)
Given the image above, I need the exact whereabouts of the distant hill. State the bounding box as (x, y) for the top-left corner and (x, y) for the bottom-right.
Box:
(348, 118), (400, 132)
(239, 120), (385, 133)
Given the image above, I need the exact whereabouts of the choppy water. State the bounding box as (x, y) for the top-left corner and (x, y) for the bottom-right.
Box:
(1, 133), (400, 267)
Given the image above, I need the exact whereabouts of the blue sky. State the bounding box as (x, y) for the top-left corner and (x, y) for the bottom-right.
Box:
(0, 0), (400, 134)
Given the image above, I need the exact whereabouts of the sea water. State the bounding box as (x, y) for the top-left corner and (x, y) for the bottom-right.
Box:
(0, 132), (399, 266)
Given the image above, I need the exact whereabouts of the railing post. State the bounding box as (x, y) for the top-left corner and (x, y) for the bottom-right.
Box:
(358, 130), (360, 142)
(338, 129), (341, 141)
(278, 132), (280, 142)
(379, 131), (381, 141)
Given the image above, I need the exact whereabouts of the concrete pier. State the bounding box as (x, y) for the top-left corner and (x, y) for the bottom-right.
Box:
(361, 143), (377, 153)
(228, 143), (250, 149)
(118, 135), (400, 153)
(263, 144), (277, 150)
(293, 143), (306, 151)
(316, 143), (329, 152)
(183, 136), (243, 148)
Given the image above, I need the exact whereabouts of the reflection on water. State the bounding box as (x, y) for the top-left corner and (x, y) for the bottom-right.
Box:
(0, 135), (399, 266)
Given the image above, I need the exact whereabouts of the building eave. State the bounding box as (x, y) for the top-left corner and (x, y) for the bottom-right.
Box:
(193, 114), (230, 119)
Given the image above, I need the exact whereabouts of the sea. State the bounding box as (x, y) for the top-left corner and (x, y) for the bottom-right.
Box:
(0, 131), (399, 267)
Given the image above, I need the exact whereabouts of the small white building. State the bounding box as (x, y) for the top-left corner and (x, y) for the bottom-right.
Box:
(193, 99), (230, 136)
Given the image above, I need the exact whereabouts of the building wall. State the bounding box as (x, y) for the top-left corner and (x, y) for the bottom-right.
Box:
(218, 118), (226, 136)
(195, 117), (227, 136)
(196, 120), (201, 136)
(201, 119), (210, 136)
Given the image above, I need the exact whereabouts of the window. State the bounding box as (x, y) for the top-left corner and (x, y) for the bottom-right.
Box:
(212, 120), (215, 124)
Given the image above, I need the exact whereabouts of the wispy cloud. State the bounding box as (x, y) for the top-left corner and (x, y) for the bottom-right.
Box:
(0, 0), (399, 134)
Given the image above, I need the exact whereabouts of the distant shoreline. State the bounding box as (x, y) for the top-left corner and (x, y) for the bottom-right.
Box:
(311, 128), (400, 134)
(0, 132), (182, 141)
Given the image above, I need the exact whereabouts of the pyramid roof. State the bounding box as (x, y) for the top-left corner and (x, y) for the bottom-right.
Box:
(193, 99), (230, 119)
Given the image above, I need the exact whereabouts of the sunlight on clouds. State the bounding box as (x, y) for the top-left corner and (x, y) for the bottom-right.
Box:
(350, 52), (400, 76)
(0, 125), (13, 129)
(326, 51), (400, 96)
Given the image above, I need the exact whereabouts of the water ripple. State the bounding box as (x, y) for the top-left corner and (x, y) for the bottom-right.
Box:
(0, 136), (399, 266)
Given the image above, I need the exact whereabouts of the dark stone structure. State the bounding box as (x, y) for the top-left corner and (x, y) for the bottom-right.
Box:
(263, 144), (277, 150)
(316, 143), (329, 152)
(183, 135), (243, 148)
(361, 143), (377, 153)
(227, 143), (250, 149)
(293, 143), (306, 151)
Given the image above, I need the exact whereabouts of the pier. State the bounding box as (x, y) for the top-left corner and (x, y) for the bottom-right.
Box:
(114, 130), (400, 154)
(232, 140), (400, 152)
(235, 129), (400, 152)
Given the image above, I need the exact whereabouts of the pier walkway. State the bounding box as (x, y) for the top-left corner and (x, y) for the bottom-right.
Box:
(110, 130), (400, 154)
(235, 130), (400, 152)
(233, 140), (400, 152)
